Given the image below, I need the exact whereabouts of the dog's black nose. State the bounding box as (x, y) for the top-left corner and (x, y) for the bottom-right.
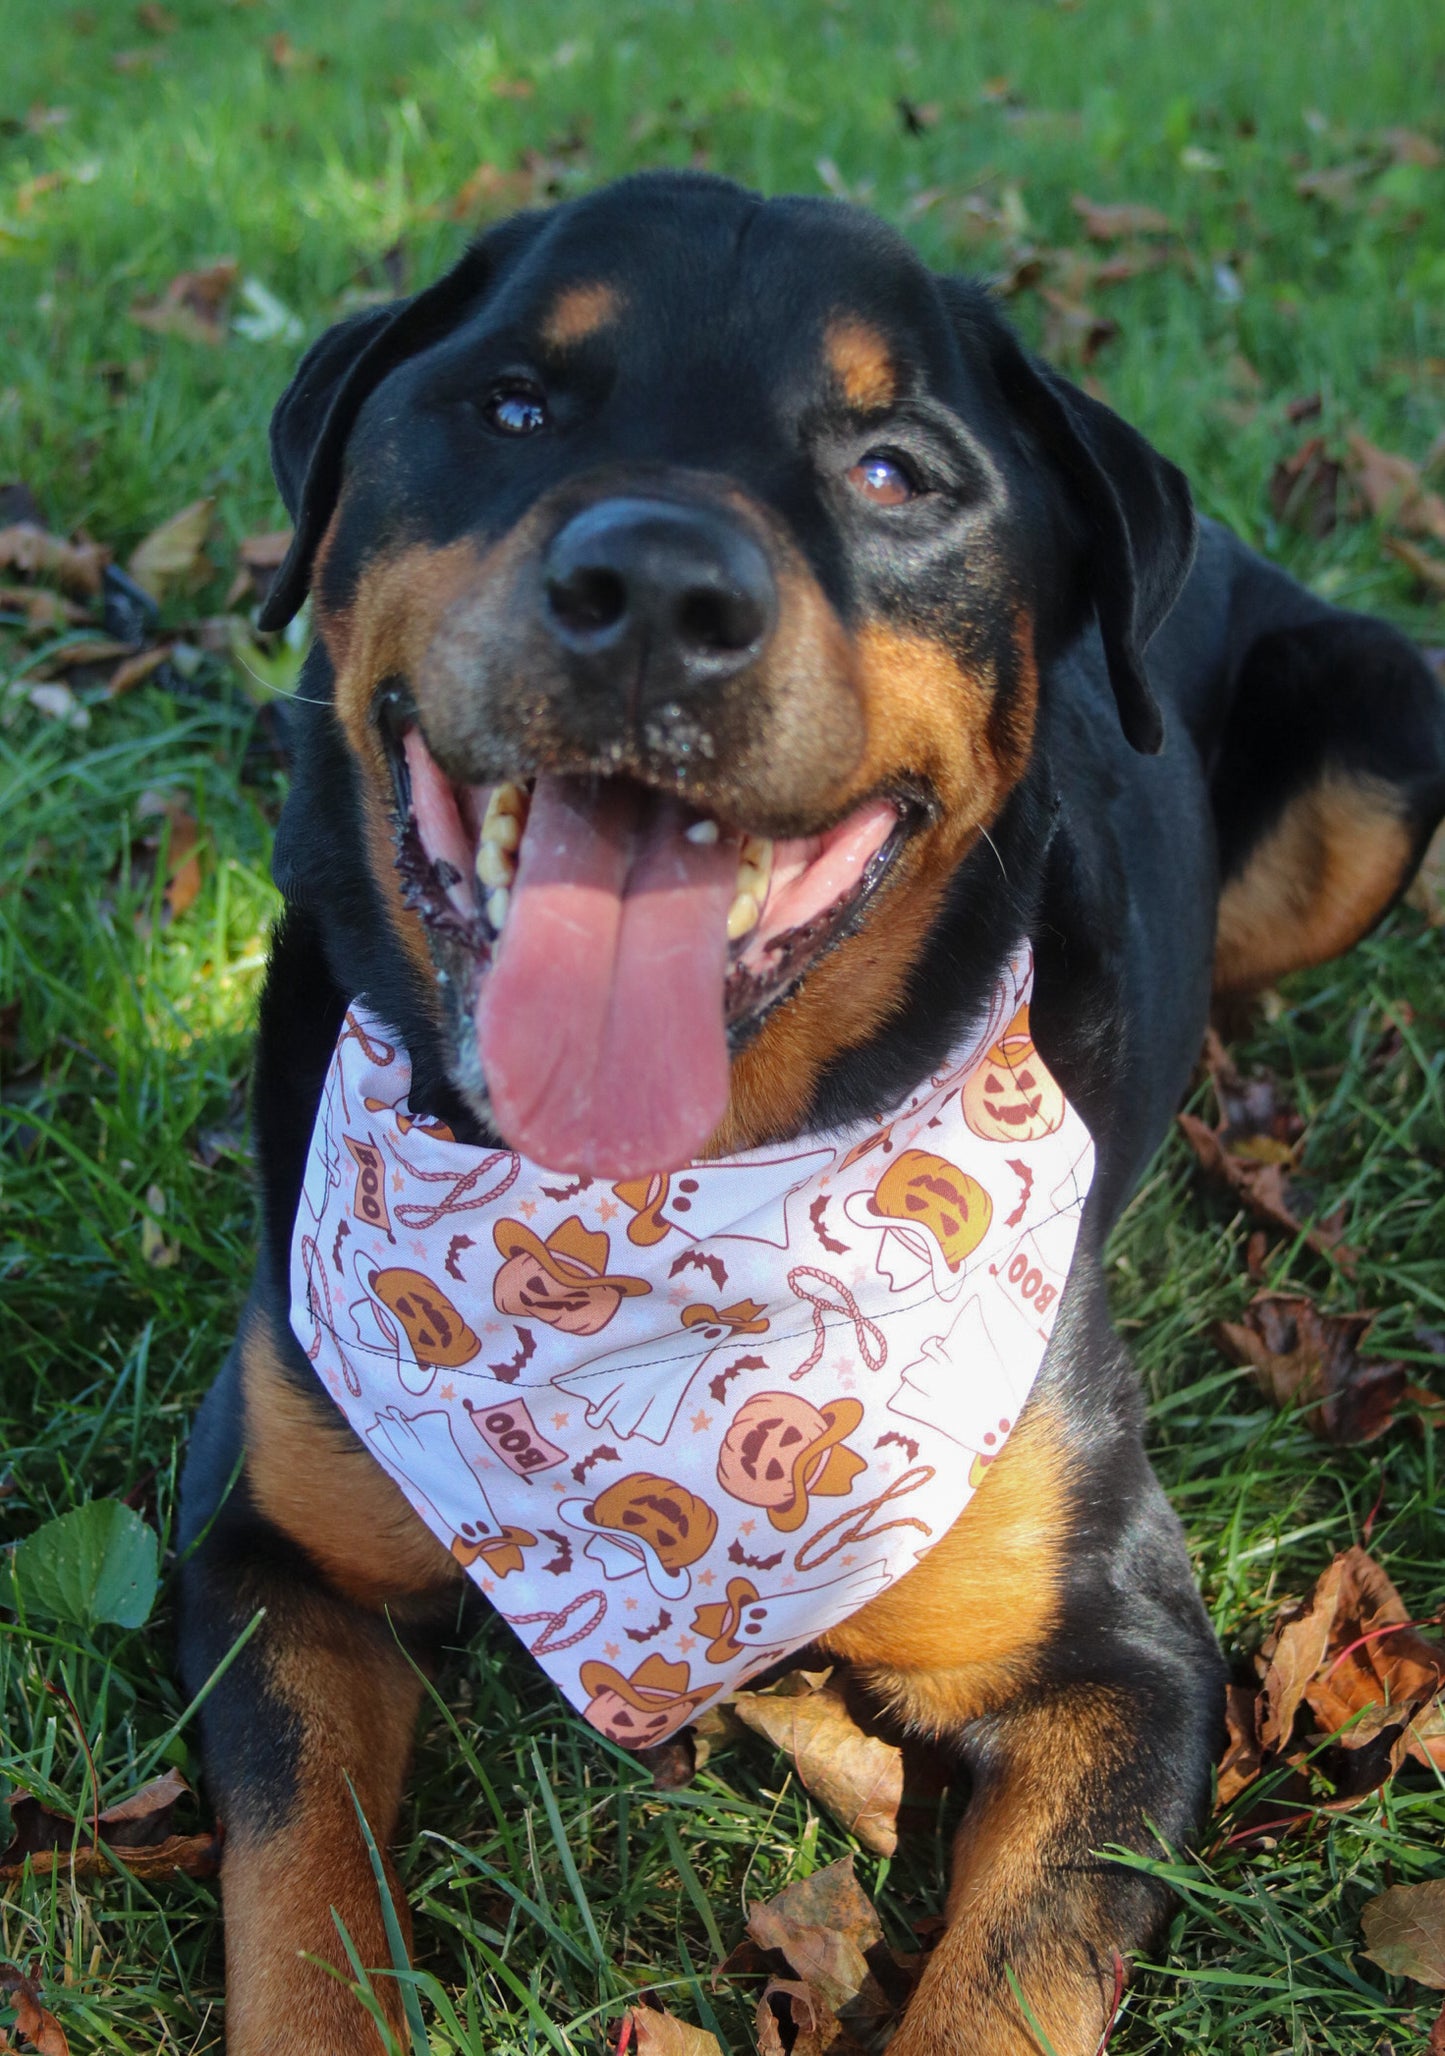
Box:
(542, 498), (775, 692)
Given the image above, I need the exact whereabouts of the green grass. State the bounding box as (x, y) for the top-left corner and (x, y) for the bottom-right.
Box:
(2, 1), (1443, 2049)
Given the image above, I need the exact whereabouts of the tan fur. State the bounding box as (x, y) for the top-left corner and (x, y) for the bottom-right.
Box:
(825, 316), (898, 412)
(222, 1591), (424, 2056)
(819, 1394), (1066, 1731)
(541, 281), (622, 349)
(886, 1689), (1128, 2055)
(1214, 773), (1412, 993)
(243, 1314), (461, 1609)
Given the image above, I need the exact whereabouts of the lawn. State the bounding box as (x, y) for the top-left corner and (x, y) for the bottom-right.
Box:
(2, 1), (1444, 2050)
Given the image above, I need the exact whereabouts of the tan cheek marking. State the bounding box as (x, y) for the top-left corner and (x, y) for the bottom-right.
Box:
(541, 281), (622, 350)
(818, 1395), (1067, 1733)
(714, 615), (1039, 1153)
(242, 1311), (462, 1608)
(1213, 774), (1413, 994)
(825, 316), (898, 412)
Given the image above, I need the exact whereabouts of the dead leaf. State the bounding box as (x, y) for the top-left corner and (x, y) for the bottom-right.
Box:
(34, 637), (135, 676)
(1295, 159), (1376, 206)
(747, 1858), (893, 2041)
(1345, 432), (1445, 544)
(1269, 435), (1351, 538)
(0, 585), (87, 630)
(1216, 1682), (1263, 1805)
(127, 498), (214, 600)
(0, 1962), (69, 2055)
(1217, 1294), (1407, 1444)
(0, 524), (109, 597)
(0, 1768), (219, 1885)
(756, 1978), (868, 2056)
(130, 260), (238, 347)
(1040, 286), (1118, 369)
(733, 1676), (904, 1855)
(1361, 1880), (1445, 1988)
(444, 160), (545, 224)
(1379, 127), (1443, 168)
(1384, 534), (1445, 599)
(1431, 1995), (1445, 2054)
(1177, 1112), (1354, 1269)
(625, 2008), (722, 2055)
(107, 645), (172, 698)
(136, 1), (178, 30)
(1071, 194), (1172, 240)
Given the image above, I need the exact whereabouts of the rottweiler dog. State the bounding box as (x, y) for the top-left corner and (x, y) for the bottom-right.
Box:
(178, 170), (1445, 2054)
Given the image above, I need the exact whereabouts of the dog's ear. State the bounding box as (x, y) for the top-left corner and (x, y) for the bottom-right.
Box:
(945, 283), (1197, 754)
(259, 217), (543, 632)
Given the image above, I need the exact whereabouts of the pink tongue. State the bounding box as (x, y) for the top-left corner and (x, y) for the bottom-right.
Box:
(475, 776), (738, 1177)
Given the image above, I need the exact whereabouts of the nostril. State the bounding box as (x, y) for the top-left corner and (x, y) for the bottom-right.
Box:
(677, 584), (765, 656)
(547, 565), (628, 637)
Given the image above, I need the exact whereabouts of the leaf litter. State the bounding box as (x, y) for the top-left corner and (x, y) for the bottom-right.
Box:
(0, 1767), (218, 1887)
(0, 1961), (69, 2055)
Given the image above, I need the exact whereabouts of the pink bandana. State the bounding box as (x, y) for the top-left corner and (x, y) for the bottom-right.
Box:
(290, 947), (1093, 1747)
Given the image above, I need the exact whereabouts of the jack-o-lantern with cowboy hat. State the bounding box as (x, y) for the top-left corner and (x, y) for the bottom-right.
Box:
(961, 1003), (1067, 1145)
(717, 1391), (867, 1532)
(492, 1215), (650, 1336)
(579, 1653), (715, 1746)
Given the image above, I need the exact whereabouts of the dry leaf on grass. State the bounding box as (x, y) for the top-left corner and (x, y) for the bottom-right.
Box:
(732, 1673), (904, 1855)
(756, 1977), (869, 2056)
(0, 1767), (218, 1886)
(624, 2007), (722, 2054)
(1216, 1682), (1264, 1806)
(1268, 435), (1352, 538)
(1071, 194), (1172, 239)
(0, 1962), (69, 2055)
(1361, 1879), (1445, 1988)
(1385, 534), (1445, 599)
(745, 1857), (898, 2047)
(1177, 1112), (1353, 1268)
(1217, 1294), (1410, 1445)
(107, 645), (172, 698)
(128, 497), (215, 600)
(1378, 126), (1444, 168)
(0, 524), (109, 597)
(1345, 432), (1445, 544)
(130, 260), (238, 347)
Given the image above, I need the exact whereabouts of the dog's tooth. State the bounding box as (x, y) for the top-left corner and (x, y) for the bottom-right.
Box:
(685, 818), (720, 845)
(476, 839), (514, 889)
(741, 834), (773, 872)
(486, 885), (511, 931)
(727, 889), (761, 942)
(490, 781), (529, 821)
(487, 811), (522, 851)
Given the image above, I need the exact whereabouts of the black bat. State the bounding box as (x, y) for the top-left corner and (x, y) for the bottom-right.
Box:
(444, 1232), (475, 1281)
(1005, 1157), (1034, 1229)
(571, 1443), (619, 1485)
(669, 1247), (728, 1290)
(876, 1428), (920, 1464)
(710, 1351), (767, 1404)
(809, 1194), (848, 1256)
(540, 1173), (593, 1200)
(728, 1538), (785, 1572)
(488, 1325), (536, 1383)
(625, 1608), (673, 1644)
(331, 1217), (350, 1273)
(541, 1530), (573, 1576)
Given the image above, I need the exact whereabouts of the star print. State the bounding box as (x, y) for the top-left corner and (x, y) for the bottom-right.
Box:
(690, 1409), (712, 1433)
(410, 1238), (429, 1258)
(518, 1198), (538, 1219)
(850, 1265), (869, 1288)
(604, 1641), (621, 1660)
(481, 1578), (494, 1593)
(841, 1554), (856, 1566)
(439, 1382), (455, 1401)
(483, 1320), (502, 1334)
(677, 1636), (696, 1655)
(391, 1170), (405, 1193)
(781, 1576), (795, 1589)
(624, 1596), (639, 1610)
(739, 1519), (756, 1536)
(324, 1370), (340, 1393)
(597, 1198), (617, 1223)
(552, 1411), (570, 1429)
(697, 1568), (715, 1587)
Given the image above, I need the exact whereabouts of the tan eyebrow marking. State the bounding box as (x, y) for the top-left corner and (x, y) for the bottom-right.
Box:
(824, 316), (898, 411)
(541, 281), (623, 349)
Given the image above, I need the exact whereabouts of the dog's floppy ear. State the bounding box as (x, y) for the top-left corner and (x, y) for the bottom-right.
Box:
(945, 283), (1197, 754)
(259, 217), (542, 631)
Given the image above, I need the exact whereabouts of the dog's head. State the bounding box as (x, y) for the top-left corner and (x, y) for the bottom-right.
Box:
(266, 171), (1194, 1177)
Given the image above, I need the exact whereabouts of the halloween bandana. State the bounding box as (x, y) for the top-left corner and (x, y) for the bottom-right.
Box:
(290, 947), (1094, 1748)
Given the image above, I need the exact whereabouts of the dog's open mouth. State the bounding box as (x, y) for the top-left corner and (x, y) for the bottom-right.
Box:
(381, 701), (910, 1175)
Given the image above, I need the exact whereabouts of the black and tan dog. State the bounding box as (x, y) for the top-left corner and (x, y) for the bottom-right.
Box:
(178, 171), (1445, 2053)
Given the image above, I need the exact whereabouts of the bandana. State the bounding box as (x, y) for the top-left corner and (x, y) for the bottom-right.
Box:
(290, 946), (1093, 1748)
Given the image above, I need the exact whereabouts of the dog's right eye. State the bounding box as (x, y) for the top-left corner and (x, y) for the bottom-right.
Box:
(483, 383), (549, 436)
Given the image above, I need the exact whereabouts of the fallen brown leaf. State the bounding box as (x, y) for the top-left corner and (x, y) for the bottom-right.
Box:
(1269, 435), (1351, 538)
(1300, 1551), (1445, 1769)
(127, 498), (214, 600)
(1071, 194), (1172, 240)
(0, 584), (87, 630)
(733, 1674), (904, 1856)
(625, 2008), (722, 2055)
(1361, 1879), (1445, 1988)
(1384, 534), (1445, 599)
(0, 1768), (218, 1885)
(1217, 1294), (1407, 1445)
(130, 260), (238, 347)
(1216, 1681), (1264, 1805)
(0, 1962), (69, 2055)
(0, 524), (109, 597)
(34, 637), (135, 676)
(747, 1858), (894, 2044)
(107, 645), (172, 698)
(756, 1977), (868, 2056)
(136, 1), (178, 30)
(1345, 432), (1445, 544)
(1379, 126), (1444, 168)
(1177, 1111), (1354, 1269)
(1295, 159), (1376, 206)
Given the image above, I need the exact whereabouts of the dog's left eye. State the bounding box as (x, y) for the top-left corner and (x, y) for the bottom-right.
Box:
(483, 383), (549, 436)
(846, 452), (917, 506)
